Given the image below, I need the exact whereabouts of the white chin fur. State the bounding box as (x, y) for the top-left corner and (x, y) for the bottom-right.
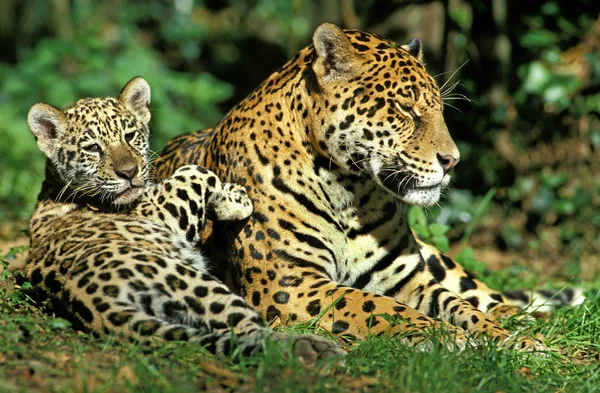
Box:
(373, 166), (450, 206)
(400, 186), (443, 206)
(113, 187), (144, 205)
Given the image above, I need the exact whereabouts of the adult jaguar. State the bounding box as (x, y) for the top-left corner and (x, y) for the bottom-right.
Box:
(155, 23), (582, 350)
(24, 77), (345, 362)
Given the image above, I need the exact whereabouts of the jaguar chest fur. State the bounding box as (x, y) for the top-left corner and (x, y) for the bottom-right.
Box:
(257, 162), (416, 290)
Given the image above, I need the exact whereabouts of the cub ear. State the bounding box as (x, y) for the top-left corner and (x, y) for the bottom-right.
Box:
(401, 38), (424, 63)
(119, 77), (151, 123)
(27, 103), (66, 158)
(312, 22), (358, 81)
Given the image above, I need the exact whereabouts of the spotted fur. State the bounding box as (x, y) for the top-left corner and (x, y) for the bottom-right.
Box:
(24, 77), (345, 362)
(155, 24), (583, 351)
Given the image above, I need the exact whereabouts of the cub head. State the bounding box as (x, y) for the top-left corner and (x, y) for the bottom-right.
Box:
(309, 23), (460, 206)
(27, 77), (152, 206)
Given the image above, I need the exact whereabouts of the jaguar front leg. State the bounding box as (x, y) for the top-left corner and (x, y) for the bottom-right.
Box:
(418, 237), (584, 318)
(243, 263), (471, 351)
(385, 253), (547, 352)
(416, 237), (524, 321)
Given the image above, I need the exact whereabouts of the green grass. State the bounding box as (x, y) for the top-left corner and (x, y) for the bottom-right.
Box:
(2, 248), (600, 393)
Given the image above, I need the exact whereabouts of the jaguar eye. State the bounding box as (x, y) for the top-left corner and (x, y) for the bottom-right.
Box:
(395, 102), (419, 118)
(124, 131), (137, 143)
(83, 143), (101, 154)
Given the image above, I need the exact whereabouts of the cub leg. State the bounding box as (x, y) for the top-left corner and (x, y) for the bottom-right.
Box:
(132, 165), (253, 244)
(63, 252), (343, 361)
(209, 182), (254, 221)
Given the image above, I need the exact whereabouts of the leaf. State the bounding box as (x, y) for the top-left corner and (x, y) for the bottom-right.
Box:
(431, 235), (449, 253)
(572, 188), (591, 209)
(20, 281), (33, 290)
(428, 223), (449, 237)
(454, 248), (486, 276)
(590, 131), (600, 148)
(500, 224), (523, 249)
(460, 188), (495, 245)
(408, 207), (428, 231)
(520, 30), (558, 48)
(554, 199), (575, 215)
(522, 62), (551, 93)
(531, 186), (556, 214)
(50, 317), (72, 330)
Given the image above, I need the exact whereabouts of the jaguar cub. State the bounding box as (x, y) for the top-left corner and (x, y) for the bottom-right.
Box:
(24, 77), (344, 362)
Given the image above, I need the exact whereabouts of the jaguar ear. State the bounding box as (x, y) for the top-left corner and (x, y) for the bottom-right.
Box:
(401, 38), (424, 63)
(312, 22), (358, 81)
(119, 77), (151, 123)
(27, 103), (66, 158)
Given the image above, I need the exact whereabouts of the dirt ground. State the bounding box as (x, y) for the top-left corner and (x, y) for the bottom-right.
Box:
(0, 220), (29, 272)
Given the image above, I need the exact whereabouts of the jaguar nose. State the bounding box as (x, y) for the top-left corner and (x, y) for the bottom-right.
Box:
(115, 165), (138, 180)
(437, 153), (460, 173)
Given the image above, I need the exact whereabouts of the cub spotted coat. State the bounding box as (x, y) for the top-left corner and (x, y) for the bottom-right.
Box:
(24, 77), (345, 362)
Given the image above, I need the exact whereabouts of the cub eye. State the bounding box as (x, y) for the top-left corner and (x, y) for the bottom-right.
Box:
(83, 143), (101, 154)
(395, 102), (419, 119)
(124, 131), (138, 143)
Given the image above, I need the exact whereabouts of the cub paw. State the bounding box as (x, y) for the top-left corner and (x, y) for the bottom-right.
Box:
(213, 183), (254, 221)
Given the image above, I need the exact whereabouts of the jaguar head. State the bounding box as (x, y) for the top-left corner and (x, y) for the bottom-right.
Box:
(309, 23), (460, 206)
(28, 77), (152, 206)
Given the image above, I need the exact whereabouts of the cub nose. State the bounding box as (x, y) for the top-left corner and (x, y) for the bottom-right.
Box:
(115, 165), (138, 180)
(437, 153), (460, 173)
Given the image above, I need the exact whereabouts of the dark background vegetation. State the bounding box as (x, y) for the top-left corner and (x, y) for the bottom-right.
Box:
(0, 0), (598, 281)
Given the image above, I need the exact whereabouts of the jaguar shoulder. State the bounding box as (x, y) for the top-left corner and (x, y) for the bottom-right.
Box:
(24, 77), (344, 362)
